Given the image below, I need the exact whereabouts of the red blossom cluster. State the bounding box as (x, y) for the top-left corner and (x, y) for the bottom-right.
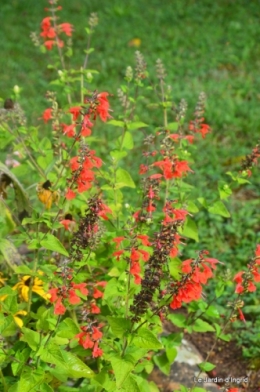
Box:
(40, 14), (73, 50)
(49, 279), (106, 316)
(49, 282), (88, 315)
(112, 234), (151, 284)
(170, 251), (219, 309)
(189, 121), (210, 139)
(76, 325), (103, 357)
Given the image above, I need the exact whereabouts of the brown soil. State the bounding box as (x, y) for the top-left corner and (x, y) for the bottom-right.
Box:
(149, 316), (260, 392)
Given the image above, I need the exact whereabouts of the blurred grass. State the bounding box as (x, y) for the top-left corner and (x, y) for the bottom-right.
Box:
(2, 0), (260, 265)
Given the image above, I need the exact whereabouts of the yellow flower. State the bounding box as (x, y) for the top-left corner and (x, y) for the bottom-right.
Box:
(13, 310), (27, 328)
(36, 180), (60, 209)
(13, 275), (50, 302)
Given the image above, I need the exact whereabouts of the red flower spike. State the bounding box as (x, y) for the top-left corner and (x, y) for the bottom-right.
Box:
(62, 123), (76, 138)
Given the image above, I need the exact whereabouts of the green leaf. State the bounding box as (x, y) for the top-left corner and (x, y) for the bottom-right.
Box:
(198, 361), (216, 372)
(179, 216), (199, 242)
(218, 181), (232, 200)
(166, 122), (178, 131)
(11, 348), (31, 376)
(132, 328), (162, 349)
(107, 317), (131, 337)
(208, 200), (230, 217)
(110, 150), (127, 162)
(40, 343), (94, 378)
(56, 318), (80, 338)
(153, 352), (170, 376)
(192, 319), (215, 333)
(15, 265), (33, 274)
(187, 201), (199, 213)
(92, 367), (116, 391)
(40, 234), (69, 256)
(115, 168), (135, 188)
(126, 122), (148, 130)
(9, 368), (45, 392)
(119, 131), (134, 150)
(108, 120), (125, 127)
(167, 313), (187, 328)
(109, 354), (135, 388)
(121, 374), (141, 392)
(21, 327), (40, 351)
(0, 238), (22, 270)
(165, 347), (177, 362)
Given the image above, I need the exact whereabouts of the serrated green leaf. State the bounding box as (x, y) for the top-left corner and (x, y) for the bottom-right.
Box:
(179, 216), (199, 242)
(107, 317), (131, 337)
(208, 200), (230, 217)
(110, 354), (135, 388)
(110, 150), (127, 162)
(56, 318), (80, 338)
(167, 313), (187, 328)
(132, 328), (162, 349)
(153, 352), (170, 376)
(40, 234), (69, 256)
(121, 374), (140, 392)
(21, 327), (40, 351)
(115, 168), (135, 188)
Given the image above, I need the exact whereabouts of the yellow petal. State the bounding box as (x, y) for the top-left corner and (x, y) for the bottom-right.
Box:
(13, 316), (24, 328)
(15, 310), (27, 316)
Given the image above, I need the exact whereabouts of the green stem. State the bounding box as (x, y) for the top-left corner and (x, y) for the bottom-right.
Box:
(27, 250), (39, 313)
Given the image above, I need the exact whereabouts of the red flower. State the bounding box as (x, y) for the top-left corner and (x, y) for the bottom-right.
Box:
(69, 106), (81, 121)
(44, 40), (55, 51)
(90, 302), (100, 314)
(93, 288), (103, 299)
(49, 288), (59, 302)
(62, 123), (76, 138)
(137, 234), (151, 246)
(72, 283), (88, 296)
(139, 164), (148, 175)
(54, 297), (66, 315)
(96, 92), (110, 122)
(92, 327), (103, 340)
(42, 108), (52, 123)
(59, 23), (73, 36)
(65, 188), (76, 200)
(92, 342), (103, 358)
(68, 289), (81, 304)
(113, 250), (124, 261)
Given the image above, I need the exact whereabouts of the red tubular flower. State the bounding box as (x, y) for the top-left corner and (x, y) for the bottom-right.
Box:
(69, 106), (82, 121)
(96, 92), (110, 122)
(62, 123), (76, 138)
(54, 297), (66, 315)
(59, 23), (74, 36)
(92, 327), (103, 340)
(72, 283), (89, 296)
(93, 287), (103, 299)
(92, 342), (103, 358)
(90, 302), (100, 314)
(68, 289), (81, 304)
(113, 250), (124, 261)
(42, 108), (52, 122)
(65, 188), (76, 200)
(137, 234), (151, 246)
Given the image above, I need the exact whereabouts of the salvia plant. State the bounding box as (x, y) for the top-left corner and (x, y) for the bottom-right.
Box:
(0, 1), (259, 392)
